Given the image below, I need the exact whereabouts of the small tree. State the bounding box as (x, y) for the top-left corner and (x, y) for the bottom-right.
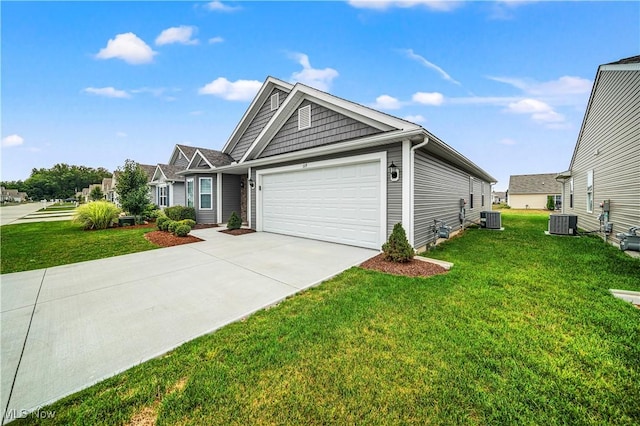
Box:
(115, 160), (150, 218)
(382, 223), (414, 263)
(227, 211), (242, 230)
(546, 195), (555, 211)
(89, 186), (104, 201)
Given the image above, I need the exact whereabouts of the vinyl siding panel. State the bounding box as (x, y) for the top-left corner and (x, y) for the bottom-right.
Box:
(230, 88), (289, 160)
(259, 100), (383, 158)
(172, 155), (189, 168)
(185, 174), (217, 223)
(414, 150), (488, 249)
(172, 182), (185, 206)
(565, 69), (640, 241)
(250, 143), (402, 240)
(221, 174), (241, 223)
(509, 194), (551, 210)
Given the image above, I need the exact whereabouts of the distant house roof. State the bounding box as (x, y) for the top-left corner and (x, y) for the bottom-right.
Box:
(157, 164), (186, 182)
(175, 144), (197, 160)
(138, 164), (157, 182)
(187, 148), (235, 170)
(492, 191), (506, 198)
(606, 55), (640, 65)
(509, 173), (562, 194)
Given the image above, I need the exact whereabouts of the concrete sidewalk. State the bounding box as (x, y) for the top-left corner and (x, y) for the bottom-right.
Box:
(0, 203), (54, 226)
(1, 229), (376, 423)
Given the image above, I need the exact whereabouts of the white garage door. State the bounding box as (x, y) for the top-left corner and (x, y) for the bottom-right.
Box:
(260, 160), (381, 249)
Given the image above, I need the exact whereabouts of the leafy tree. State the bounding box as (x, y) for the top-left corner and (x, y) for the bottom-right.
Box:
(115, 160), (150, 217)
(9, 164), (111, 200)
(89, 186), (104, 201)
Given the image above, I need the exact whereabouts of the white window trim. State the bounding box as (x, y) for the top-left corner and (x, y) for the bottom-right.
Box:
(158, 185), (168, 208)
(298, 104), (311, 130)
(216, 173), (222, 223)
(186, 178), (194, 208)
(586, 170), (594, 213)
(255, 152), (387, 248)
(270, 92), (279, 111)
(569, 177), (574, 209)
(199, 177), (213, 210)
(469, 177), (475, 209)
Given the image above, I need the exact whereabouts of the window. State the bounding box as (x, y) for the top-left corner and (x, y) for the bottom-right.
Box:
(569, 178), (574, 208)
(200, 177), (212, 210)
(158, 186), (168, 208)
(270, 92), (279, 111)
(481, 182), (485, 207)
(186, 178), (194, 208)
(298, 104), (311, 130)
(586, 170), (593, 213)
(469, 178), (474, 209)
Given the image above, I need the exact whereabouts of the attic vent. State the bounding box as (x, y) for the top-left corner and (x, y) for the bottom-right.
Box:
(298, 105), (311, 130)
(270, 93), (279, 111)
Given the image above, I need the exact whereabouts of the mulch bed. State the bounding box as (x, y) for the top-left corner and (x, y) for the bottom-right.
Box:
(360, 253), (447, 278)
(220, 228), (256, 236)
(144, 231), (203, 247)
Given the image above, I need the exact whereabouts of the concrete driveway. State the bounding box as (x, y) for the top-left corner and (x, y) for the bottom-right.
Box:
(0, 203), (52, 226)
(1, 229), (376, 423)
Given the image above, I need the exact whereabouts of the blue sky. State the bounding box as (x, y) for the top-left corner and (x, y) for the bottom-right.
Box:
(2, 1), (638, 190)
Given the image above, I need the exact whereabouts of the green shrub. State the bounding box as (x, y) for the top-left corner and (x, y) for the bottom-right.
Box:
(546, 195), (556, 211)
(175, 224), (191, 237)
(227, 211), (242, 230)
(156, 216), (170, 230)
(382, 223), (414, 263)
(179, 219), (196, 228)
(143, 204), (161, 221)
(73, 201), (121, 230)
(168, 221), (180, 234)
(161, 220), (174, 232)
(164, 206), (196, 221)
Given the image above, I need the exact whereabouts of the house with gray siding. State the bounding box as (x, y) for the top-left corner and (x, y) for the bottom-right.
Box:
(556, 55), (640, 244)
(179, 76), (496, 252)
(508, 173), (562, 210)
(149, 145), (200, 208)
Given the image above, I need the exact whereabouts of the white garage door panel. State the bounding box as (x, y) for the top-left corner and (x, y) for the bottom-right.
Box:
(261, 161), (381, 249)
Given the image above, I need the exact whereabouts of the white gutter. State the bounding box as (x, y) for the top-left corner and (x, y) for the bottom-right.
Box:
(409, 136), (429, 247)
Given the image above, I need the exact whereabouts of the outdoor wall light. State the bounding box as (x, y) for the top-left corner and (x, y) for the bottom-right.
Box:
(248, 178), (256, 189)
(388, 162), (400, 182)
(240, 180), (245, 188)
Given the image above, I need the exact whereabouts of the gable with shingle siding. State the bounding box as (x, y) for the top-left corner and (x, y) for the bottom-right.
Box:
(258, 100), (383, 158)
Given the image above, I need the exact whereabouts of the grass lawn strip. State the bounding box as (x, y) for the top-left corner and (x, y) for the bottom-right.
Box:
(14, 211), (640, 425)
(0, 221), (158, 274)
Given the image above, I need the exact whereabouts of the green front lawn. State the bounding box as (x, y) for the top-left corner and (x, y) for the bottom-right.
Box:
(0, 221), (158, 274)
(13, 212), (640, 425)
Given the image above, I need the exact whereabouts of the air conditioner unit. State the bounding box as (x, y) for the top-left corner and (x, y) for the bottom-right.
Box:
(549, 214), (578, 235)
(480, 211), (501, 229)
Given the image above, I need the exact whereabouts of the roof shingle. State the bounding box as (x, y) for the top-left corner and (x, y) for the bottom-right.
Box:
(509, 173), (562, 194)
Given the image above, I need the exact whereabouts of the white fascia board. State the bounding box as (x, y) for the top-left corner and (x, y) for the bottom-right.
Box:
(221, 77), (294, 155)
(150, 165), (164, 182)
(600, 63), (640, 71)
(241, 84), (421, 162)
(186, 149), (215, 170)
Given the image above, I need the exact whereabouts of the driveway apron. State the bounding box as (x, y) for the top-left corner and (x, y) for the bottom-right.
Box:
(0, 229), (376, 423)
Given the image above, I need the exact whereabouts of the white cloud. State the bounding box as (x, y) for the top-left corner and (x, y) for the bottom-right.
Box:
(403, 114), (426, 123)
(2, 134), (24, 148)
(208, 36), (224, 44)
(488, 75), (592, 97)
(116, 132), (128, 138)
(290, 53), (339, 91)
(506, 98), (565, 124)
(198, 77), (262, 101)
(155, 26), (199, 46)
(499, 138), (517, 146)
(348, 1), (462, 12)
(84, 87), (131, 98)
(205, 1), (241, 12)
(373, 95), (402, 110)
(402, 49), (461, 85)
(95, 32), (157, 64)
(412, 91), (444, 105)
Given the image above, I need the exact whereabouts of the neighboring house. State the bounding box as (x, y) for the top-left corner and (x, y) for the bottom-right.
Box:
(508, 173), (562, 209)
(148, 144), (200, 208)
(492, 191), (506, 204)
(556, 55), (640, 243)
(101, 178), (113, 202)
(0, 187), (28, 202)
(178, 76), (496, 251)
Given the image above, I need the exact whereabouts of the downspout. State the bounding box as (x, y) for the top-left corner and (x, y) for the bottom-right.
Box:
(409, 135), (429, 248)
